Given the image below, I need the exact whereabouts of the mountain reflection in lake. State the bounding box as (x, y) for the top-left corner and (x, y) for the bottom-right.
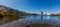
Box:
(0, 16), (60, 27)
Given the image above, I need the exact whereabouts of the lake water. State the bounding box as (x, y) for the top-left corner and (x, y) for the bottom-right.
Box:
(0, 16), (60, 27)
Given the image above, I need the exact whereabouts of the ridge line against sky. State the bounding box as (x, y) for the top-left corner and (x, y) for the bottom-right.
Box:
(0, 0), (60, 14)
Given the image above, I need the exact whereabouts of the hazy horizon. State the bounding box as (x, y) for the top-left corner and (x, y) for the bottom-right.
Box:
(0, 0), (60, 14)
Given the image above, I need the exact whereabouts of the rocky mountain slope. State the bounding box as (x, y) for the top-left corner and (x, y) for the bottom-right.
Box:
(0, 5), (24, 15)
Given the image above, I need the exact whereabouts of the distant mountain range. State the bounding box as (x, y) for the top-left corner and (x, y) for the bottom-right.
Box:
(0, 5), (38, 16)
(0, 5), (38, 24)
(49, 13), (60, 16)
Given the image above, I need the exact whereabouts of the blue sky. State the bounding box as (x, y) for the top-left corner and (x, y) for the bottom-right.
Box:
(0, 0), (60, 14)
